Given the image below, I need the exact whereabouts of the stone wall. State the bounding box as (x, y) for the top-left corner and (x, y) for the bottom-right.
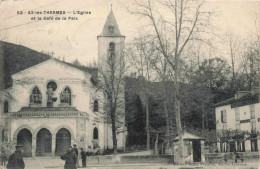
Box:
(205, 152), (260, 163)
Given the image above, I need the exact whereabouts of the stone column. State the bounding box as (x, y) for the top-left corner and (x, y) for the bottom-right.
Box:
(258, 139), (260, 152)
(189, 141), (193, 163)
(52, 137), (56, 157)
(201, 140), (205, 163)
(32, 136), (36, 158)
(245, 140), (251, 152)
(99, 121), (105, 151)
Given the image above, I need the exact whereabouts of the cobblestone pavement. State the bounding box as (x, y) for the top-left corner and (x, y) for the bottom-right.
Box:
(0, 157), (259, 169)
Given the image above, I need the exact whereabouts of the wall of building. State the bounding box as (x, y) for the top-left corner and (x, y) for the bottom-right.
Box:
(10, 60), (93, 113)
(0, 59), (127, 154)
(215, 102), (260, 152)
(216, 103), (260, 131)
(97, 37), (125, 72)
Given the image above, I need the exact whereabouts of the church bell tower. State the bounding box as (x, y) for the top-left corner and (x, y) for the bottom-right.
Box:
(97, 7), (125, 71)
(97, 6), (127, 151)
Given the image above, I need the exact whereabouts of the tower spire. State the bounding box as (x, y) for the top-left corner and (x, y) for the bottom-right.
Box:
(98, 7), (125, 37)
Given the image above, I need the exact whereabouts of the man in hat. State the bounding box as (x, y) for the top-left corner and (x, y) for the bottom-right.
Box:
(72, 144), (79, 167)
(6, 145), (25, 169)
(80, 148), (87, 168)
(61, 146), (77, 169)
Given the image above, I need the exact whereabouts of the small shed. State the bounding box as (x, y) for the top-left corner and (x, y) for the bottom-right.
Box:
(173, 132), (205, 163)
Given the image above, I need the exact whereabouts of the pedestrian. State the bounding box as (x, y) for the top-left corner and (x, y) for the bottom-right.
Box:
(1, 148), (7, 167)
(61, 146), (77, 169)
(6, 145), (25, 169)
(72, 144), (79, 167)
(80, 148), (87, 168)
(2, 154), (7, 166)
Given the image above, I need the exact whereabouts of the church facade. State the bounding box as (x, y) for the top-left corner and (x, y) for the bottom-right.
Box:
(0, 9), (127, 157)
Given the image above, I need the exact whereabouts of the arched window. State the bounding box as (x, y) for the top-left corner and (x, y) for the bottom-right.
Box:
(4, 101), (8, 113)
(109, 42), (115, 55)
(93, 100), (98, 112)
(93, 127), (98, 139)
(60, 87), (71, 105)
(108, 42), (115, 64)
(30, 87), (42, 104)
(109, 42), (115, 53)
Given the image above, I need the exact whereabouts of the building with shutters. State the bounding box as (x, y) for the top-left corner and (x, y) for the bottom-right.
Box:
(215, 89), (260, 153)
(0, 8), (127, 157)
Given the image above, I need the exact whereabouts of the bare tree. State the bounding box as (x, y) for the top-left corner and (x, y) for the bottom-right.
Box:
(129, 0), (212, 164)
(98, 42), (126, 155)
(239, 41), (260, 90)
(223, 34), (242, 93)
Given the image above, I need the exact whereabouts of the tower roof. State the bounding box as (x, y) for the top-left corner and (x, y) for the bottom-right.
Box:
(98, 8), (125, 37)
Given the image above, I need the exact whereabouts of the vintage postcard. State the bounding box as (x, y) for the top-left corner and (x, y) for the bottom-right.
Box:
(0, 0), (259, 169)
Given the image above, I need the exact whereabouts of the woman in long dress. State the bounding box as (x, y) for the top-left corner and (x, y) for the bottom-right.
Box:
(61, 146), (77, 169)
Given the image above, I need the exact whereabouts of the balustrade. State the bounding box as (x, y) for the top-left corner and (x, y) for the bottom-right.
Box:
(8, 111), (87, 118)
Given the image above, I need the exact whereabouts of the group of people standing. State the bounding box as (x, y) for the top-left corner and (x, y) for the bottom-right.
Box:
(5, 144), (88, 169)
(60, 144), (87, 169)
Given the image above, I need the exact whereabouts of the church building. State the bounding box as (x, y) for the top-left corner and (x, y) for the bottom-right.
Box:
(0, 9), (127, 157)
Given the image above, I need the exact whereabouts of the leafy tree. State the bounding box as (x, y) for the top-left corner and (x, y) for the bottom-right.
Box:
(191, 58), (233, 103)
(216, 129), (260, 152)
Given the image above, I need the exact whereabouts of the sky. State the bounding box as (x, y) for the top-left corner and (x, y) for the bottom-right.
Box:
(0, 0), (259, 65)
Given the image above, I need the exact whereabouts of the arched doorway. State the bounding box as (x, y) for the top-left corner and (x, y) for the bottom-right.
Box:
(36, 128), (52, 156)
(56, 128), (71, 156)
(93, 127), (99, 149)
(17, 129), (32, 157)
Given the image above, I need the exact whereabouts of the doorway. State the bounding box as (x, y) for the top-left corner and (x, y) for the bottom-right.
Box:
(55, 128), (71, 156)
(36, 128), (52, 156)
(192, 140), (201, 162)
(17, 129), (32, 157)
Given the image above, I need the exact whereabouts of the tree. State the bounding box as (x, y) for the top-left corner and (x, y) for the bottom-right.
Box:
(216, 129), (260, 153)
(130, 0), (212, 163)
(125, 90), (146, 147)
(126, 36), (157, 150)
(226, 34), (241, 93)
(181, 85), (214, 131)
(149, 50), (174, 153)
(98, 41), (126, 155)
(239, 41), (260, 90)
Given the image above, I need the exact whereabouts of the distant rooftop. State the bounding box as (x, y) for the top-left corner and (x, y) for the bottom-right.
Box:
(173, 131), (205, 141)
(215, 89), (259, 108)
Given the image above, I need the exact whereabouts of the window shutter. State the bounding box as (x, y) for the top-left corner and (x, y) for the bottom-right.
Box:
(221, 111), (224, 123)
(223, 110), (227, 123)
(236, 123), (240, 130)
(235, 108), (240, 121)
(250, 105), (255, 119)
(251, 122), (256, 131)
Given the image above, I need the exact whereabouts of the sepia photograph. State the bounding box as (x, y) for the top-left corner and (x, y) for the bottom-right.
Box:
(0, 0), (259, 169)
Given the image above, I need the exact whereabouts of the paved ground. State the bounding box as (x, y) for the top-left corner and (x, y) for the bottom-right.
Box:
(0, 157), (259, 169)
